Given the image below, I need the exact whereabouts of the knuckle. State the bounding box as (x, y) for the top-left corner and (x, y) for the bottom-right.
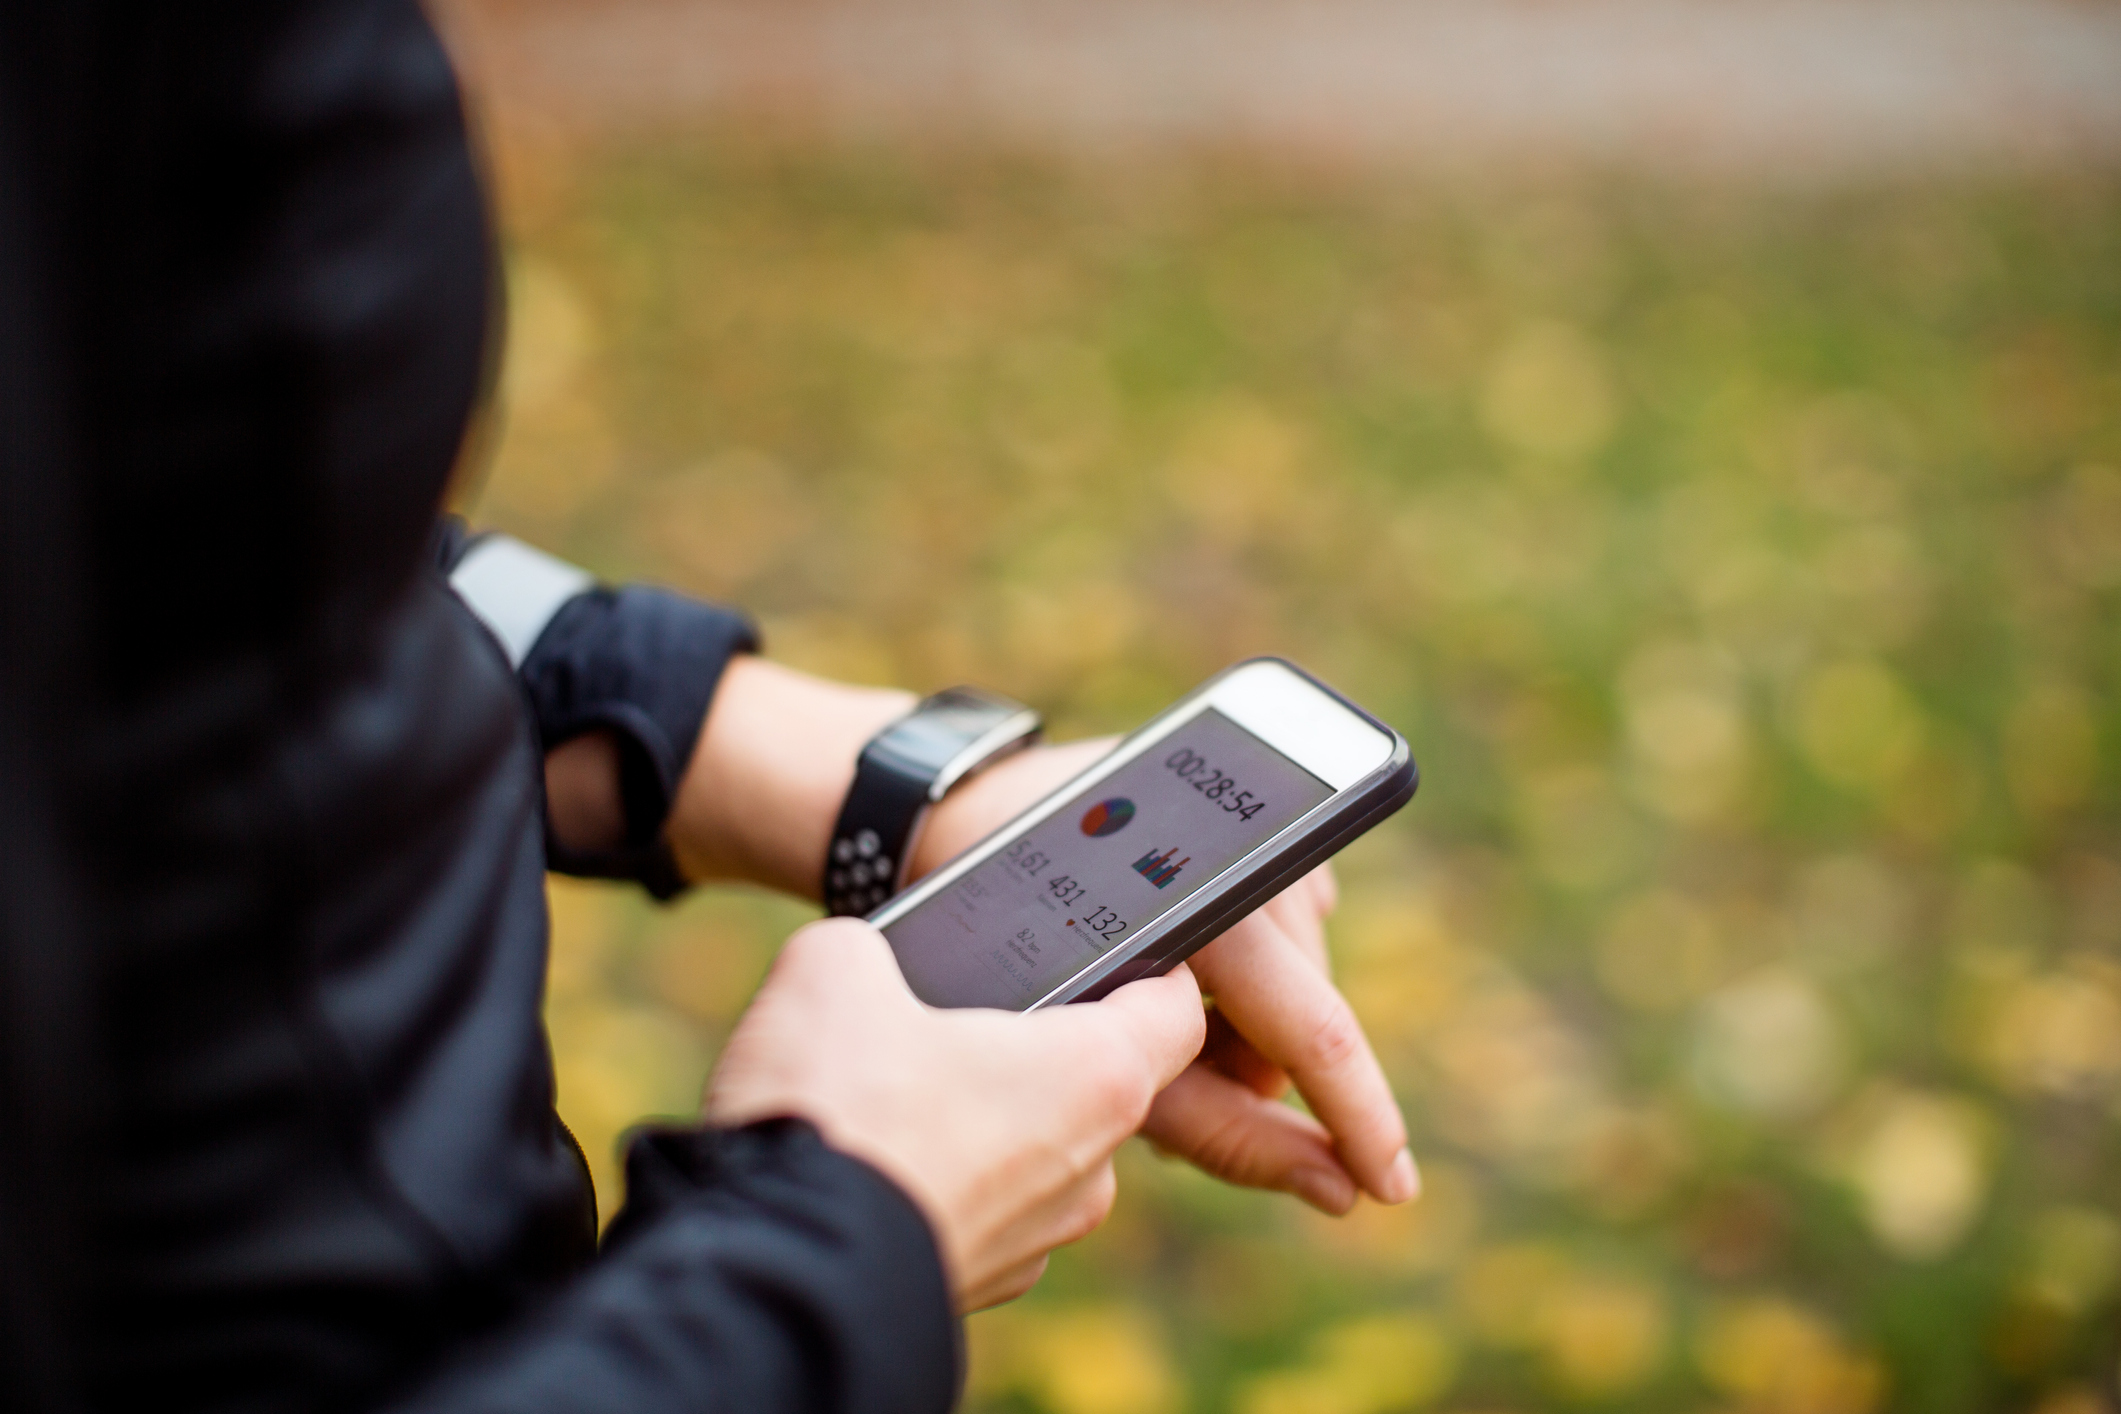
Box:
(999, 1256), (1049, 1305)
(1085, 1045), (1151, 1122)
(1180, 1000), (1209, 1056)
(1118, 1070), (1157, 1127)
(1300, 999), (1365, 1074)
(1191, 1110), (1262, 1182)
(1061, 1166), (1119, 1244)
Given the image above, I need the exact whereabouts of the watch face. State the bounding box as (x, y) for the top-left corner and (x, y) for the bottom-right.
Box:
(874, 688), (1021, 774)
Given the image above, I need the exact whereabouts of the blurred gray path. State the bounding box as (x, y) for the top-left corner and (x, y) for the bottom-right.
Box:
(440, 0), (2121, 176)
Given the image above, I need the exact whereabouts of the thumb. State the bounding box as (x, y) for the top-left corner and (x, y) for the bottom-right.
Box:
(1085, 963), (1207, 1092)
(768, 916), (917, 1002)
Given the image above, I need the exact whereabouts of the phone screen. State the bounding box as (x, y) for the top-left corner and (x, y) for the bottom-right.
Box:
(885, 707), (1332, 1008)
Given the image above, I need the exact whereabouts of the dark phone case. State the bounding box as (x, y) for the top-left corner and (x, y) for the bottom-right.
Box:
(1023, 657), (1418, 1008)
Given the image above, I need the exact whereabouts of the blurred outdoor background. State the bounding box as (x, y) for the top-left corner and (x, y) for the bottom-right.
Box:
(434, 2), (2121, 1410)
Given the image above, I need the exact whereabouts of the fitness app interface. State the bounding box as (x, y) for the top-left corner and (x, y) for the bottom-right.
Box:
(885, 707), (1332, 1009)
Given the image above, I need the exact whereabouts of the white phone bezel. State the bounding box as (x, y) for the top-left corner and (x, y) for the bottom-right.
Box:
(868, 660), (1396, 1007)
(1203, 659), (1394, 791)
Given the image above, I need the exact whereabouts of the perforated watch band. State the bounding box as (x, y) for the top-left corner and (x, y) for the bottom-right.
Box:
(822, 754), (936, 918)
(823, 688), (1041, 917)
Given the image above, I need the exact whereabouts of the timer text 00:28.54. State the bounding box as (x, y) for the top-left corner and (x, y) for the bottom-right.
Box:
(1165, 746), (1268, 822)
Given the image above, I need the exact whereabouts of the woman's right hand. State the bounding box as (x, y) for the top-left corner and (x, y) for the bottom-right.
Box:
(705, 918), (1207, 1311)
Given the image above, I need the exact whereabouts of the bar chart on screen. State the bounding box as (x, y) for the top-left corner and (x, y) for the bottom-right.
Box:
(1131, 846), (1188, 889)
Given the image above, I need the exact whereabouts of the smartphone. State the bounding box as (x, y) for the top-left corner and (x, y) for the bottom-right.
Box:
(870, 658), (1416, 1010)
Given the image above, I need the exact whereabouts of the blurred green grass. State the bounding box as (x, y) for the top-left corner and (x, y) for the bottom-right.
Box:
(472, 142), (2121, 1414)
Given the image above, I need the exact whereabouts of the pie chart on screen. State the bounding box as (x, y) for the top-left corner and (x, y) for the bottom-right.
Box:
(1080, 798), (1136, 837)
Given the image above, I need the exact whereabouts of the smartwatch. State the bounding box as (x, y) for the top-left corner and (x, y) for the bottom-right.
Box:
(823, 687), (1042, 916)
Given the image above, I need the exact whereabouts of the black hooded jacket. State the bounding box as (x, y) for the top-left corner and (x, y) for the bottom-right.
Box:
(0, 4), (958, 1411)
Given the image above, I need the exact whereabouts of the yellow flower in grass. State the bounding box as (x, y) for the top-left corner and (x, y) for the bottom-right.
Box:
(1235, 1313), (1457, 1414)
(1536, 1273), (1668, 1399)
(1690, 969), (1848, 1119)
(1984, 957), (2121, 1100)
(1697, 1298), (1885, 1414)
(992, 1305), (1180, 1414)
(1846, 1090), (1993, 1262)
(1456, 1246), (1667, 1399)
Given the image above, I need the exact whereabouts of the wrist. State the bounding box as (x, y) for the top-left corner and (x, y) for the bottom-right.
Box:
(904, 737), (1118, 882)
(544, 729), (628, 859)
(665, 657), (915, 898)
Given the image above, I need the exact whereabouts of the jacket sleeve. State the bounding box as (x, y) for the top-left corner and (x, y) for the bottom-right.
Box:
(391, 1120), (962, 1414)
(438, 523), (759, 897)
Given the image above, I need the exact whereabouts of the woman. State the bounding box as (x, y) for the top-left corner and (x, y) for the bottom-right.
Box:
(0, 4), (1413, 1410)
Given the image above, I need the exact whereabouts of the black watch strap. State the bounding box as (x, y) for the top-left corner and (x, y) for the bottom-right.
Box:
(823, 687), (1040, 917)
(822, 756), (936, 919)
